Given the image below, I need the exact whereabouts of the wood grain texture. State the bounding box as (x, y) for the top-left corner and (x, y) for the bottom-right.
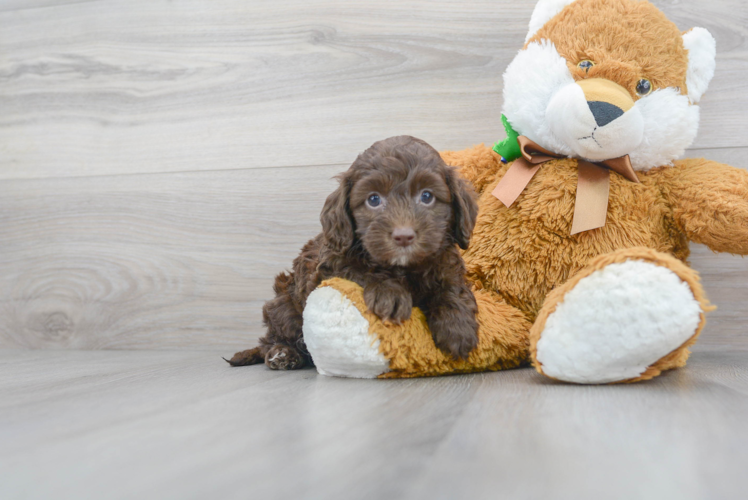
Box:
(0, 0), (746, 179)
(1, 152), (746, 351)
(0, 164), (340, 349)
(1, 349), (747, 500)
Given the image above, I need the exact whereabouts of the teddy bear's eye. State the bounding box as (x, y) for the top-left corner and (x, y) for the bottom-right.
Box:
(578, 60), (595, 72)
(636, 79), (652, 96)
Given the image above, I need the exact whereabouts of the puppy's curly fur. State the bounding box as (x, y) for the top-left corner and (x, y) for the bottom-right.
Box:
(227, 136), (479, 369)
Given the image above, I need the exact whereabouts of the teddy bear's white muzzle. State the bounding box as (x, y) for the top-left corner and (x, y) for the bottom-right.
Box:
(546, 81), (644, 162)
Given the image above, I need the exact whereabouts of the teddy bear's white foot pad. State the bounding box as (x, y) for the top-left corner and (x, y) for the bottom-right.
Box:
(303, 286), (390, 378)
(536, 260), (701, 384)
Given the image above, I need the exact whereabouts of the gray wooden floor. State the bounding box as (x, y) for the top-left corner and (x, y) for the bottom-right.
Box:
(1, 0), (748, 498)
(2, 347), (748, 500)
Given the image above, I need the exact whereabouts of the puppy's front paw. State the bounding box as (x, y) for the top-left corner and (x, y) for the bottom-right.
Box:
(264, 344), (305, 370)
(364, 281), (412, 324)
(430, 315), (479, 360)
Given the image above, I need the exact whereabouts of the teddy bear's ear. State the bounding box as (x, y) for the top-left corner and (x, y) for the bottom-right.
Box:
(683, 27), (716, 104)
(526, 0), (578, 42)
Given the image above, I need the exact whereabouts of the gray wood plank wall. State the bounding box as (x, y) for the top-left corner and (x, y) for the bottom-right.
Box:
(1, 0), (747, 351)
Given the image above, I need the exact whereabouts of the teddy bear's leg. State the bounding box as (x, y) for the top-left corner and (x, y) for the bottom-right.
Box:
(531, 248), (712, 384)
(303, 278), (531, 378)
(302, 281), (390, 378)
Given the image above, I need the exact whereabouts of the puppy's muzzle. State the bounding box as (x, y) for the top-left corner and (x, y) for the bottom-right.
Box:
(392, 227), (415, 247)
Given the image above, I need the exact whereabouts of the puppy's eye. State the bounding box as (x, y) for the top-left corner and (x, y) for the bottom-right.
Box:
(578, 60), (594, 72)
(636, 79), (652, 96)
(419, 190), (434, 205)
(366, 193), (382, 208)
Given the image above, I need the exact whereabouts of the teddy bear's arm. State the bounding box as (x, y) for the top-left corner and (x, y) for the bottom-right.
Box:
(659, 158), (748, 254)
(441, 144), (504, 195)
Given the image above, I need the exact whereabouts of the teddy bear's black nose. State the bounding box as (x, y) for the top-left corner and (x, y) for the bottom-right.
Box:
(588, 101), (624, 127)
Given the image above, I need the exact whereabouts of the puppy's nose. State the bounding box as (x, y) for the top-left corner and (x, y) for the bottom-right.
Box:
(588, 101), (624, 127)
(392, 227), (415, 247)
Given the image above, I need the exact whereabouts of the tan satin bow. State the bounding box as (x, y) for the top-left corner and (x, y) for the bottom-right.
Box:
(491, 136), (640, 235)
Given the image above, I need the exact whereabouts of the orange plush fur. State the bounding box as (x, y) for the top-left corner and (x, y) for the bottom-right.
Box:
(530, 0), (690, 97)
(317, 278), (530, 378)
(444, 150), (748, 324)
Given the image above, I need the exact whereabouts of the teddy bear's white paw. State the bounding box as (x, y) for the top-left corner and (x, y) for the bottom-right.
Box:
(303, 286), (390, 378)
(536, 259), (702, 384)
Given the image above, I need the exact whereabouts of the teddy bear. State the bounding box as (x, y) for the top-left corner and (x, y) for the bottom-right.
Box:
(301, 0), (748, 383)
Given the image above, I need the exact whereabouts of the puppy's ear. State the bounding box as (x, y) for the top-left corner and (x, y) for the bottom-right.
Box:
(445, 167), (478, 250)
(320, 171), (355, 252)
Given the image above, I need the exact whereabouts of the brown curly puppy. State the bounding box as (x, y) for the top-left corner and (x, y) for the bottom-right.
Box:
(227, 135), (479, 369)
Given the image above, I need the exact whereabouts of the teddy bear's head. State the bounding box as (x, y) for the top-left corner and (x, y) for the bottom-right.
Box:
(502, 0), (716, 170)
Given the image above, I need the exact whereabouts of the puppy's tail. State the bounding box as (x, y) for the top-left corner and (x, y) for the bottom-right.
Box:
(223, 347), (264, 367)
